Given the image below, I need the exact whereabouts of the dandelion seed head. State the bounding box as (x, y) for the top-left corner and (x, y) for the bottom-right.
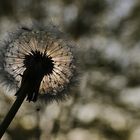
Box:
(0, 25), (76, 102)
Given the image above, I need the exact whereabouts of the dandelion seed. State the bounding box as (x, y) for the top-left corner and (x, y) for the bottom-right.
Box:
(0, 25), (76, 102)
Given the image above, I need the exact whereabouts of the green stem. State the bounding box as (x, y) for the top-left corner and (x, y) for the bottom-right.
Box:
(0, 85), (27, 138)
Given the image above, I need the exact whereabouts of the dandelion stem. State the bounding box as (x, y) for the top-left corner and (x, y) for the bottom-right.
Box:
(0, 64), (45, 138)
(0, 84), (27, 138)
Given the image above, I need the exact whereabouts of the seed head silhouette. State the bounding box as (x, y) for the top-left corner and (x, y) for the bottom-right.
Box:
(0, 25), (76, 102)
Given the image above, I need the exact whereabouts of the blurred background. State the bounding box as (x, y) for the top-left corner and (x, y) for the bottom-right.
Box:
(1, 0), (140, 140)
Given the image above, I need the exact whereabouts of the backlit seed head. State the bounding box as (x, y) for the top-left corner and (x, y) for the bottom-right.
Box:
(0, 25), (76, 102)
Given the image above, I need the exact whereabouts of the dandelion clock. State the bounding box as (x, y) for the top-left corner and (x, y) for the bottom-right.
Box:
(0, 24), (77, 138)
